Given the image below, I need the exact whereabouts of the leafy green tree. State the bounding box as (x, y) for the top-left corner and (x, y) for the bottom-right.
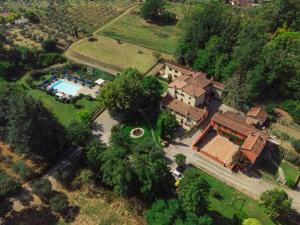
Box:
(260, 188), (292, 220)
(142, 76), (163, 107)
(100, 147), (134, 196)
(175, 213), (213, 225)
(132, 138), (175, 200)
(49, 193), (69, 213)
(0, 171), (21, 198)
(85, 139), (107, 169)
(242, 218), (262, 225)
(71, 169), (94, 189)
(42, 39), (57, 52)
(273, 0), (300, 31)
(12, 160), (34, 181)
(178, 168), (210, 215)
(176, 1), (225, 65)
(157, 110), (178, 139)
(146, 199), (182, 225)
(140, 0), (165, 20)
(174, 154), (186, 168)
(77, 109), (92, 124)
(109, 125), (133, 151)
(99, 68), (144, 114)
(31, 178), (52, 201)
(67, 120), (91, 146)
(0, 83), (68, 161)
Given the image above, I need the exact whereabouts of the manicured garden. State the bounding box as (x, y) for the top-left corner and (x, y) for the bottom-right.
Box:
(121, 112), (160, 144)
(99, 3), (183, 54)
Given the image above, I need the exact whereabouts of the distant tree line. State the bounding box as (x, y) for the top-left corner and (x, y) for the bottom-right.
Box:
(176, 0), (300, 120)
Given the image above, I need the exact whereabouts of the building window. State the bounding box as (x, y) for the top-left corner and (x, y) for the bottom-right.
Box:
(189, 96), (191, 100)
(181, 99), (183, 102)
(180, 93), (184, 97)
(175, 70), (178, 73)
(188, 102), (191, 105)
(174, 75), (178, 78)
(169, 68), (173, 71)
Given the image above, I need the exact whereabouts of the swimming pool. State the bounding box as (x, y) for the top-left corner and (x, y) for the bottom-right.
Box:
(50, 80), (81, 96)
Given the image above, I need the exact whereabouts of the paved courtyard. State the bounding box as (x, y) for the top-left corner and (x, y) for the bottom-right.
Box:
(92, 109), (119, 144)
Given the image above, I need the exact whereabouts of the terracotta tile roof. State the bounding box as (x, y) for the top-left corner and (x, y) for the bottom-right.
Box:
(169, 74), (207, 97)
(185, 73), (212, 89)
(242, 132), (268, 163)
(212, 80), (225, 90)
(212, 112), (255, 136)
(161, 95), (207, 122)
(169, 80), (187, 89)
(182, 84), (205, 98)
(212, 112), (268, 163)
(246, 107), (268, 123)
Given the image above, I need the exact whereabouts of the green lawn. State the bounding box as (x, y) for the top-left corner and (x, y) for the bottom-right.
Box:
(195, 168), (275, 225)
(121, 112), (160, 144)
(280, 160), (299, 181)
(257, 158), (299, 184)
(98, 3), (183, 54)
(17, 74), (98, 127)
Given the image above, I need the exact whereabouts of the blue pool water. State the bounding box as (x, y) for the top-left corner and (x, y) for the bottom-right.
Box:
(50, 80), (81, 96)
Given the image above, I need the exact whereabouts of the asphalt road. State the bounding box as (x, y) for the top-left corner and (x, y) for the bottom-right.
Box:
(164, 133), (300, 213)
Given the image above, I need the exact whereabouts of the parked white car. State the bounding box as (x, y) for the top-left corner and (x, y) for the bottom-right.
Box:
(172, 170), (183, 180)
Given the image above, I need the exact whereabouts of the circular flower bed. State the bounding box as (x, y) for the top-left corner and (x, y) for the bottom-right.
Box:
(130, 128), (145, 139)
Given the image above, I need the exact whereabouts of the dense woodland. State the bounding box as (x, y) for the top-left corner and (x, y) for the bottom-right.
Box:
(0, 83), (68, 162)
(177, 0), (300, 121)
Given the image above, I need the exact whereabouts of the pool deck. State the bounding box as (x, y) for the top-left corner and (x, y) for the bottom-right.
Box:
(49, 79), (99, 98)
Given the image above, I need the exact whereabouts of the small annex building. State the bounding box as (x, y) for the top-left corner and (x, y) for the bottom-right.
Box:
(245, 107), (268, 127)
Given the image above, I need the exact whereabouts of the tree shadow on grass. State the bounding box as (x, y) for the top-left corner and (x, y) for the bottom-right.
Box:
(61, 205), (80, 223)
(208, 210), (232, 225)
(5, 206), (59, 225)
(13, 188), (34, 207)
(282, 210), (300, 225)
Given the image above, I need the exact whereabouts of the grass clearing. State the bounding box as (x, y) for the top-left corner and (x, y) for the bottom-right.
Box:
(98, 3), (183, 54)
(51, 180), (143, 225)
(195, 168), (275, 225)
(17, 73), (98, 127)
(66, 35), (173, 74)
(121, 112), (160, 144)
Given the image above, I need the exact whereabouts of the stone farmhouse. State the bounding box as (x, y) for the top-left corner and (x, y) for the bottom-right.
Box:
(160, 62), (224, 130)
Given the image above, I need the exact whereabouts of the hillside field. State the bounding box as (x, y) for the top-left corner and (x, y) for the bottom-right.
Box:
(98, 3), (184, 54)
(66, 35), (174, 74)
